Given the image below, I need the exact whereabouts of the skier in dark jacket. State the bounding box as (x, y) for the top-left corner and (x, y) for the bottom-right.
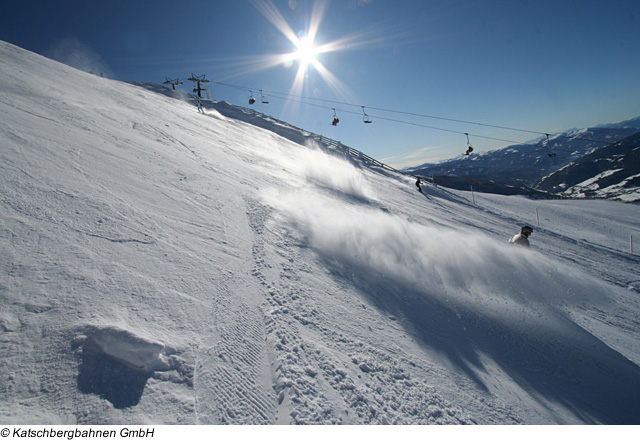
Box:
(415, 177), (422, 193)
(508, 226), (533, 247)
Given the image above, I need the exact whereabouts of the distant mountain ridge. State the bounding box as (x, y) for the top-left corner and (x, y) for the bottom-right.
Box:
(405, 117), (640, 203)
(537, 131), (640, 203)
(595, 116), (640, 130)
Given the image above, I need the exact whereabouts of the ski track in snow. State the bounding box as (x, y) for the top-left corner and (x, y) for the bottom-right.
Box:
(1, 41), (640, 425)
(245, 196), (486, 424)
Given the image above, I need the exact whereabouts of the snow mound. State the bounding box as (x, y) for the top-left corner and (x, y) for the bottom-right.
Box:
(80, 325), (168, 373)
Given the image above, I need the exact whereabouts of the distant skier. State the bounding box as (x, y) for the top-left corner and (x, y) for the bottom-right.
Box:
(415, 177), (422, 193)
(197, 100), (204, 113)
(508, 226), (533, 248)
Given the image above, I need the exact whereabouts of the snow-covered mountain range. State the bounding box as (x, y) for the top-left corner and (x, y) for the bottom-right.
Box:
(406, 119), (640, 203)
(538, 132), (640, 201)
(1, 41), (640, 425)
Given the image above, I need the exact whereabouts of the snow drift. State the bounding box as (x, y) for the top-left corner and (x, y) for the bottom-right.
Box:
(79, 325), (167, 373)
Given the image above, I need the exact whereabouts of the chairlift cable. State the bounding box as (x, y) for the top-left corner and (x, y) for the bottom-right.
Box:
(209, 80), (638, 152)
(209, 81), (562, 140)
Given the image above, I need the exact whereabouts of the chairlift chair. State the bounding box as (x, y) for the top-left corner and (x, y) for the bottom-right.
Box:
(249, 92), (256, 105)
(331, 108), (339, 126)
(464, 133), (473, 155)
(260, 90), (269, 104)
(545, 134), (556, 157)
(362, 106), (372, 124)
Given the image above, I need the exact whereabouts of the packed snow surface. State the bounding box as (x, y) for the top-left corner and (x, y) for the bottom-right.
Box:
(1, 41), (639, 425)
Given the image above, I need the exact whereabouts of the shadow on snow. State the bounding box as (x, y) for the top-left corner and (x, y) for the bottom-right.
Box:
(327, 262), (640, 424)
(77, 338), (151, 409)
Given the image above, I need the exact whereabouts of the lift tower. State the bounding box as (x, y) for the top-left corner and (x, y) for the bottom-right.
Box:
(163, 77), (183, 90)
(188, 73), (210, 98)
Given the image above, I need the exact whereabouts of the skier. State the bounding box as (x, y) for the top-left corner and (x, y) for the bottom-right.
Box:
(197, 100), (204, 113)
(415, 177), (422, 193)
(508, 226), (533, 247)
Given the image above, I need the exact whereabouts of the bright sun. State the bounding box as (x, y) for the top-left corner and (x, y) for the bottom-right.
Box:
(294, 36), (318, 66)
(249, 0), (357, 108)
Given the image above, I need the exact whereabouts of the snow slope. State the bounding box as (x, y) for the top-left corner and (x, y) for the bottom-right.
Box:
(1, 41), (639, 425)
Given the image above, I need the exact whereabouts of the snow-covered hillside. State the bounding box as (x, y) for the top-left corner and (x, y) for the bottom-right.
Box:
(1, 41), (640, 425)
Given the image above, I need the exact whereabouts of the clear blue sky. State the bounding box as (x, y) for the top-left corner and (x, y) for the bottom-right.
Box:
(2, 0), (639, 167)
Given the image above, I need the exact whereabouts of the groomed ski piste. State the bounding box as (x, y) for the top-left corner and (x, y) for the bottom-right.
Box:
(1, 41), (639, 425)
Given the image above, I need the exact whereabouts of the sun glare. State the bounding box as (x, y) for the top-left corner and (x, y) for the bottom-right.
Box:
(249, 0), (366, 112)
(295, 36), (318, 66)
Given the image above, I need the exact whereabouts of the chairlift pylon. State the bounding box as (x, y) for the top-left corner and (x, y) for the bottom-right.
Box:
(163, 77), (183, 90)
(362, 106), (372, 124)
